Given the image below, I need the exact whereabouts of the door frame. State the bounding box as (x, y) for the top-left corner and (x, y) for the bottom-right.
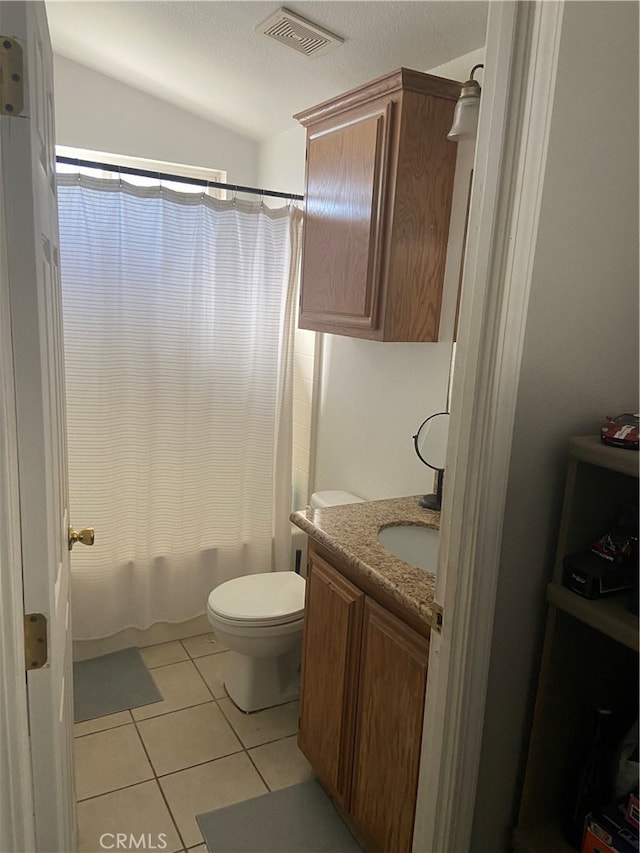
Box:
(414, 1), (565, 850)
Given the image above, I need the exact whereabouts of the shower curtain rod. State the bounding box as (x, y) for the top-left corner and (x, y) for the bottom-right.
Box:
(55, 156), (304, 202)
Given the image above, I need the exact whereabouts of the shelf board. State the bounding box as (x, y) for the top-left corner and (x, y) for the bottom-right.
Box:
(569, 435), (639, 478)
(513, 822), (574, 853)
(548, 582), (639, 652)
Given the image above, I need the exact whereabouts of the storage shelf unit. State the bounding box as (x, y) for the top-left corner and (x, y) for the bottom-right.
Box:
(547, 582), (638, 652)
(513, 821), (574, 853)
(566, 435), (638, 477)
(514, 436), (639, 853)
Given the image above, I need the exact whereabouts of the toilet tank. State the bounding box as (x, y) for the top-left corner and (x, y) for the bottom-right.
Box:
(310, 490), (364, 509)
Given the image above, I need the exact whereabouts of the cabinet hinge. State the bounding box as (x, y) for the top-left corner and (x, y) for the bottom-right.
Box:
(24, 613), (48, 671)
(0, 36), (24, 116)
(431, 604), (443, 634)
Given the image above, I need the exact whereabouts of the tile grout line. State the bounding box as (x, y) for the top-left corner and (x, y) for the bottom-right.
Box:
(130, 715), (189, 852)
(134, 647), (228, 721)
(132, 697), (215, 724)
(174, 664), (292, 793)
(129, 696), (278, 849)
(178, 634), (230, 661)
(140, 636), (228, 669)
(76, 696), (223, 732)
(243, 744), (272, 794)
(74, 739), (249, 805)
(180, 652), (294, 795)
(74, 709), (134, 739)
(133, 651), (268, 845)
(214, 695), (290, 757)
(76, 707), (277, 795)
(75, 636), (303, 850)
(76, 777), (157, 805)
(130, 657), (244, 850)
(187, 648), (228, 704)
(74, 638), (222, 851)
(211, 693), (303, 794)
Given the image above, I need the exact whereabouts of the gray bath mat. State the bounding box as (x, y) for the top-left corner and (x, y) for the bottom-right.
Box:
(197, 780), (362, 852)
(73, 647), (162, 723)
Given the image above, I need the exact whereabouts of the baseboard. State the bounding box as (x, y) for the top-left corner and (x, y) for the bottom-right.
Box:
(72, 613), (211, 661)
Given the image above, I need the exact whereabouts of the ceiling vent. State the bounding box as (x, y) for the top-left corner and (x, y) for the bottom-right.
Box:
(257, 8), (343, 59)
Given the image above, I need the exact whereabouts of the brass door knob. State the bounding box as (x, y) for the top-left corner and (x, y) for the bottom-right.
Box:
(68, 526), (95, 550)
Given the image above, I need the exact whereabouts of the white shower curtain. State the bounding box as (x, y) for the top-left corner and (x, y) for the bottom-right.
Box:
(57, 174), (301, 640)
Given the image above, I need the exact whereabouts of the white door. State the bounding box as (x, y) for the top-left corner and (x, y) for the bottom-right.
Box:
(1, 2), (76, 851)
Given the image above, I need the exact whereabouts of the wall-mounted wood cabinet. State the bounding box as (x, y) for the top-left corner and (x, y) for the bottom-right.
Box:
(294, 68), (461, 341)
(298, 541), (430, 852)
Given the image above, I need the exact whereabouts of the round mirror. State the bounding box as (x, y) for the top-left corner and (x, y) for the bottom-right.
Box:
(413, 412), (450, 471)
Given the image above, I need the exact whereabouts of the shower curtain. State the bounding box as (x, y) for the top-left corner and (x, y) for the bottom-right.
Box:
(57, 174), (301, 640)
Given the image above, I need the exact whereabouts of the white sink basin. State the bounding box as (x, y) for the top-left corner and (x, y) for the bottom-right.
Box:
(378, 524), (439, 571)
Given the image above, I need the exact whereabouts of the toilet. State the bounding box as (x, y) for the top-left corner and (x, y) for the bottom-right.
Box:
(207, 490), (363, 712)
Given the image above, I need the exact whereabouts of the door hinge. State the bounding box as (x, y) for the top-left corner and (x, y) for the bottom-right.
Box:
(431, 603), (443, 634)
(24, 613), (48, 671)
(0, 36), (24, 116)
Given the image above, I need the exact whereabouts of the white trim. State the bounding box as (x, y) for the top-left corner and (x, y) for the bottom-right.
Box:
(0, 150), (36, 853)
(413, 2), (565, 851)
(56, 145), (227, 184)
(55, 145), (229, 200)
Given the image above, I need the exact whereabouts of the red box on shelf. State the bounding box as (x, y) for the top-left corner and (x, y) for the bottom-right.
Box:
(583, 802), (639, 853)
(626, 794), (639, 831)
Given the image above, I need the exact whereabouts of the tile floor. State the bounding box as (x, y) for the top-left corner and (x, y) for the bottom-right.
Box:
(74, 633), (314, 852)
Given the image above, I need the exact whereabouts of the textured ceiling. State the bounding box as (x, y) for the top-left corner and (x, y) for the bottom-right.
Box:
(45, 1), (488, 141)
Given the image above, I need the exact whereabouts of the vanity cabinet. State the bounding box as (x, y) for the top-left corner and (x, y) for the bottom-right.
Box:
(298, 541), (430, 852)
(514, 437), (639, 853)
(294, 68), (461, 341)
(297, 551), (363, 807)
(351, 598), (430, 853)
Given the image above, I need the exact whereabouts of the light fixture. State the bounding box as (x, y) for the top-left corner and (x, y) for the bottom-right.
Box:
(447, 64), (484, 141)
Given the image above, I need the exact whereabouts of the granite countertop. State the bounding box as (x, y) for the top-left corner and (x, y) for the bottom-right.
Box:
(290, 495), (441, 630)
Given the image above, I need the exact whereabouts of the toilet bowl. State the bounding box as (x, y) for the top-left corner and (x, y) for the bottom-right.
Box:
(207, 490), (363, 713)
(208, 572), (306, 712)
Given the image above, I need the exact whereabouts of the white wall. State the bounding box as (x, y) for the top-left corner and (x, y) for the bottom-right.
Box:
(428, 46), (484, 82)
(259, 49), (485, 502)
(259, 125), (306, 197)
(315, 339), (452, 499)
(53, 55), (259, 184)
(471, 3), (639, 849)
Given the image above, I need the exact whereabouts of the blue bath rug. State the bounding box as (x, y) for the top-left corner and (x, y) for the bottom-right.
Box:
(73, 647), (162, 723)
(196, 779), (362, 852)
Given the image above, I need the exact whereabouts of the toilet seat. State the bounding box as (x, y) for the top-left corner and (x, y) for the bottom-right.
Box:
(207, 572), (305, 628)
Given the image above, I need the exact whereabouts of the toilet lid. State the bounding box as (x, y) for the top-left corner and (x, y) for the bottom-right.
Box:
(208, 572), (305, 624)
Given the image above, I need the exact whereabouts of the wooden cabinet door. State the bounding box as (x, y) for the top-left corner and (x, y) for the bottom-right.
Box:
(299, 101), (392, 334)
(351, 598), (430, 853)
(298, 552), (364, 805)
